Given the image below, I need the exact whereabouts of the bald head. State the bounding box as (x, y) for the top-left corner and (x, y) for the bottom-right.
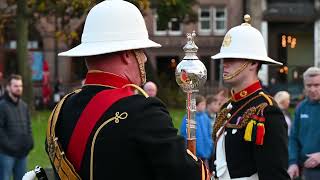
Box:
(143, 81), (157, 97)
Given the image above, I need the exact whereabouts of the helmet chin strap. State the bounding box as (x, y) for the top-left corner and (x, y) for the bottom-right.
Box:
(223, 61), (249, 80)
(133, 50), (146, 85)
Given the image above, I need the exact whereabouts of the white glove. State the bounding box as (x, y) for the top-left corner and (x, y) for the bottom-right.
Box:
(22, 170), (36, 180)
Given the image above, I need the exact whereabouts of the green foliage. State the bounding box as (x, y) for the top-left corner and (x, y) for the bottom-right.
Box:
(150, 0), (197, 28)
(1, 0), (197, 44)
(169, 108), (185, 131)
(95, 0), (197, 29)
(28, 110), (51, 170)
(157, 72), (186, 108)
(128, 0), (150, 12)
(31, 0), (92, 17)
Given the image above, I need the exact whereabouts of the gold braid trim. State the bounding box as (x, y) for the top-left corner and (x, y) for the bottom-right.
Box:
(256, 103), (268, 115)
(213, 94), (271, 143)
(133, 50), (147, 84)
(226, 102), (268, 129)
(90, 112), (128, 180)
(259, 92), (273, 105)
(122, 84), (149, 98)
(46, 89), (82, 180)
(226, 106), (257, 129)
(223, 62), (249, 80)
(213, 107), (230, 141)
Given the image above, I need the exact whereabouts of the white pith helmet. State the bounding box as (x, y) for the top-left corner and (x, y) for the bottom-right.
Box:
(59, 0), (161, 57)
(211, 14), (282, 65)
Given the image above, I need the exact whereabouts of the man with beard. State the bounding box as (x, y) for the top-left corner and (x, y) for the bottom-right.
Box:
(45, 1), (209, 180)
(211, 15), (290, 180)
(0, 74), (34, 180)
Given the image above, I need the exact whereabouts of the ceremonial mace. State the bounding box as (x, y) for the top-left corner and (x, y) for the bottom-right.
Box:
(176, 31), (207, 154)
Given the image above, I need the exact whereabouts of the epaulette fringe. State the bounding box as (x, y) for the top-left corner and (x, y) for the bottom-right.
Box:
(259, 92), (273, 106)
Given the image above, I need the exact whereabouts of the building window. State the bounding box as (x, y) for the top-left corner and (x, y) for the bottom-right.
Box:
(154, 15), (167, 36)
(197, 7), (227, 36)
(198, 7), (211, 35)
(154, 15), (182, 36)
(168, 18), (182, 35)
(214, 7), (227, 35)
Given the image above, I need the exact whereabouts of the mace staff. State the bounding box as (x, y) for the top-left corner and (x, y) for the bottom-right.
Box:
(175, 31), (207, 154)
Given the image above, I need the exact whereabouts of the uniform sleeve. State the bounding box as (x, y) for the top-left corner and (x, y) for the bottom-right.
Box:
(134, 98), (206, 180)
(288, 106), (301, 165)
(253, 105), (290, 180)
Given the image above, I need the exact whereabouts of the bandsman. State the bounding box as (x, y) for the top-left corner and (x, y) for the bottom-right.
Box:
(45, 0), (209, 180)
(211, 15), (290, 180)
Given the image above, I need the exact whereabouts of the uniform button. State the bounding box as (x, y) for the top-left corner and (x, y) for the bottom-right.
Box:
(227, 113), (231, 118)
(227, 103), (233, 110)
(232, 129), (237, 134)
(224, 131), (227, 135)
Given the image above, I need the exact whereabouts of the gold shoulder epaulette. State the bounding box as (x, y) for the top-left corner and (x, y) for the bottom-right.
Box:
(259, 92), (273, 106)
(122, 84), (149, 98)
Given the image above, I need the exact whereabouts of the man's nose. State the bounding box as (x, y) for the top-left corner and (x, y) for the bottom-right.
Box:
(309, 86), (316, 92)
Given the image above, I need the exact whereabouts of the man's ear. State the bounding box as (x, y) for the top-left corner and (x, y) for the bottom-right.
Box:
(249, 61), (258, 71)
(120, 50), (131, 65)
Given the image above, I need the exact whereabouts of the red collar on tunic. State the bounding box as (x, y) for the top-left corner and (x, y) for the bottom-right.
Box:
(231, 81), (262, 101)
(84, 71), (131, 88)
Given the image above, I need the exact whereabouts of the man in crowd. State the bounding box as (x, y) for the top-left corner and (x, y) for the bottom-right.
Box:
(45, 1), (209, 179)
(0, 74), (34, 180)
(143, 81), (158, 97)
(211, 15), (290, 179)
(274, 91), (292, 135)
(288, 67), (320, 180)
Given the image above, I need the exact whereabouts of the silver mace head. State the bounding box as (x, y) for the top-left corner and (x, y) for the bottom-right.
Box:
(175, 31), (207, 93)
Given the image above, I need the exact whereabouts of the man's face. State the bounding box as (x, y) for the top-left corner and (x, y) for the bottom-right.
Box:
(223, 58), (248, 84)
(280, 98), (290, 110)
(304, 75), (320, 101)
(8, 79), (23, 98)
(145, 85), (157, 97)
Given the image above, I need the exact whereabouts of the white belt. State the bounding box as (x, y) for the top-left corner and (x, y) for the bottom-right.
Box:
(219, 170), (258, 180)
(215, 127), (227, 177)
(215, 128), (259, 180)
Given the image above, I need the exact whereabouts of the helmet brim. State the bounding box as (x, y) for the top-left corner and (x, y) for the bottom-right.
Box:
(58, 39), (161, 57)
(211, 53), (283, 65)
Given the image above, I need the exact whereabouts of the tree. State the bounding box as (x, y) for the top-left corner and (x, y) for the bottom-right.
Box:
(17, 0), (33, 106)
(0, 0), (92, 106)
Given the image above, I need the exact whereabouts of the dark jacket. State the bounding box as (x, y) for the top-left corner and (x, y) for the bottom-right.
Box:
(47, 72), (206, 180)
(0, 93), (34, 158)
(289, 98), (320, 166)
(213, 81), (290, 180)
